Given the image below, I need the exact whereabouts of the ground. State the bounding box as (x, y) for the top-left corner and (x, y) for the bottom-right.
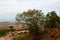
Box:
(0, 28), (60, 40)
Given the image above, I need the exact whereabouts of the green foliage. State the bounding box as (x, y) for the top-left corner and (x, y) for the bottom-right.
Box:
(0, 29), (10, 37)
(45, 11), (60, 28)
(16, 9), (60, 38)
(13, 34), (28, 40)
(28, 26), (40, 36)
(16, 9), (44, 24)
(16, 9), (45, 36)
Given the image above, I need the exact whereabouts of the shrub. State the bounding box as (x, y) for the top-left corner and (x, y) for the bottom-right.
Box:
(0, 29), (10, 37)
(13, 34), (28, 40)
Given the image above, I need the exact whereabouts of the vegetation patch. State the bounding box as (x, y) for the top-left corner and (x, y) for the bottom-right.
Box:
(13, 33), (28, 40)
(0, 29), (10, 37)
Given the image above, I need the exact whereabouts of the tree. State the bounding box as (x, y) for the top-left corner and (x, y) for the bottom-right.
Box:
(45, 11), (59, 28)
(16, 9), (45, 40)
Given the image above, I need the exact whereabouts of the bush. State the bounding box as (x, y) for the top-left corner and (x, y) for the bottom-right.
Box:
(0, 29), (10, 37)
(13, 34), (28, 40)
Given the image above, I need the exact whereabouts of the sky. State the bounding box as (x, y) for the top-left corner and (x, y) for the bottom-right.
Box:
(0, 0), (60, 22)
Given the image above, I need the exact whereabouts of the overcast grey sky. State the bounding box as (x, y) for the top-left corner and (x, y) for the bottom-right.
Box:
(0, 0), (60, 22)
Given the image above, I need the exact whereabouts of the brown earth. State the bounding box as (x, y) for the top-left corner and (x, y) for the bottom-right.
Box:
(0, 28), (60, 40)
(28, 28), (60, 40)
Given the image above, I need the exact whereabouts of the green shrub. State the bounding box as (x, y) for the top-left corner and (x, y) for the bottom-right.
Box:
(13, 34), (28, 40)
(0, 29), (10, 37)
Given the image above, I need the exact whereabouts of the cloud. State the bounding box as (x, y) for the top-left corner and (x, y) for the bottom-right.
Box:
(0, 0), (60, 22)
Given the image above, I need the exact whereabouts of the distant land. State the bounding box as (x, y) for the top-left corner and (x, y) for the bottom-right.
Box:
(0, 18), (15, 22)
